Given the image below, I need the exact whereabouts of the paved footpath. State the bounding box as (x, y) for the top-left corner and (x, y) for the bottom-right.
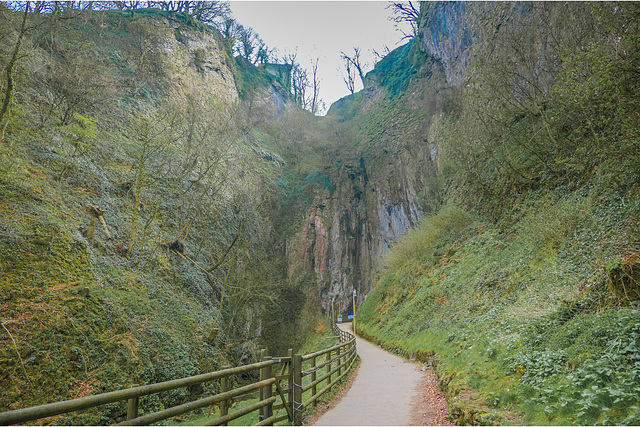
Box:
(314, 322), (425, 426)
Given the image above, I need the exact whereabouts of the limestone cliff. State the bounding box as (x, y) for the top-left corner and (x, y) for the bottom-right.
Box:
(296, 0), (595, 317)
(418, 2), (473, 86)
(0, 9), (296, 418)
(295, 42), (447, 315)
(162, 20), (238, 102)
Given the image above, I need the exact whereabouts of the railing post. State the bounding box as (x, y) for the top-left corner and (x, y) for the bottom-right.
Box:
(325, 350), (332, 389)
(293, 353), (303, 426)
(288, 348), (294, 421)
(126, 385), (139, 421)
(220, 366), (230, 426)
(337, 346), (342, 377)
(260, 356), (273, 425)
(311, 355), (317, 407)
(259, 349), (267, 423)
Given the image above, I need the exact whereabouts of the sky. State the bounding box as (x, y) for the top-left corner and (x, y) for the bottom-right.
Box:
(228, 1), (412, 115)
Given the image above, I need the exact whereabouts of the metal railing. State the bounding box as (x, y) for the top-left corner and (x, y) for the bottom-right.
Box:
(0, 323), (357, 426)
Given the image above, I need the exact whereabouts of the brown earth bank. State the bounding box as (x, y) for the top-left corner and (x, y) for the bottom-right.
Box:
(409, 368), (453, 426)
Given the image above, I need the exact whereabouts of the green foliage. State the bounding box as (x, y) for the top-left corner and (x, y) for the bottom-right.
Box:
(0, 9), (315, 423)
(369, 40), (427, 97)
(304, 168), (335, 194)
(437, 2), (640, 220)
(357, 191), (640, 425)
(58, 113), (97, 153)
(508, 309), (640, 425)
(383, 205), (474, 270)
(233, 56), (284, 99)
(4, 3), (640, 427)
(326, 92), (364, 123)
(194, 48), (206, 73)
(550, 4), (640, 192)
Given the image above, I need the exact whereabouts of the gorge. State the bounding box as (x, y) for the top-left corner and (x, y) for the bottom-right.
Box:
(1, 2), (639, 425)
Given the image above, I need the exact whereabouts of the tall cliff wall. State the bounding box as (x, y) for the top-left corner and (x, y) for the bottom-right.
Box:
(0, 9), (299, 418)
(419, 2), (473, 86)
(294, 42), (448, 315)
(293, 0), (580, 316)
(298, 0), (606, 316)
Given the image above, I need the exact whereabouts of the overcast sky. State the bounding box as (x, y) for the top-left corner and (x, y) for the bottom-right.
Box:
(228, 1), (412, 115)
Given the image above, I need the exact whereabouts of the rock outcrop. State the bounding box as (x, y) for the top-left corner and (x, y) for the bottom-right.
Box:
(296, 53), (447, 315)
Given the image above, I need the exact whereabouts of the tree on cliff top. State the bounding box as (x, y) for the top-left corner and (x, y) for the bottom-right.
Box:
(388, 1), (420, 40)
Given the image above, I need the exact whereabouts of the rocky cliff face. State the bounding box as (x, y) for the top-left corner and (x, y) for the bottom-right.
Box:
(298, 1), (584, 316)
(419, 2), (473, 86)
(156, 17), (238, 101)
(295, 53), (447, 315)
(0, 10), (297, 417)
(291, 1), (494, 316)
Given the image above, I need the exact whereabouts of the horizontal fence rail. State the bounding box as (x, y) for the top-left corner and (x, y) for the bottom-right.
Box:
(0, 323), (357, 426)
(292, 323), (357, 425)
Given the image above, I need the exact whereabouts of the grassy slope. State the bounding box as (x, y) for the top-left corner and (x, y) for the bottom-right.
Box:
(355, 4), (640, 425)
(0, 104), (231, 424)
(0, 9), (313, 424)
(356, 196), (640, 425)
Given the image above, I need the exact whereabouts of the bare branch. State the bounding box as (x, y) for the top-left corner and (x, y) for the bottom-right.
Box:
(387, 1), (421, 39)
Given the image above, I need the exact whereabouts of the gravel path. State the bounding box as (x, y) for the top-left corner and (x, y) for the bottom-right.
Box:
(313, 323), (451, 426)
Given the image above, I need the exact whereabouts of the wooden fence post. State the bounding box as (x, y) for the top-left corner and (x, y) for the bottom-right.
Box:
(325, 351), (332, 389)
(261, 356), (273, 425)
(288, 349), (294, 421)
(293, 353), (302, 426)
(126, 385), (139, 421)
(311, 355), (317, 407)
(220, 366), (230, 426)
(337, 346), (342, 377)
(259, 349), (266, 422)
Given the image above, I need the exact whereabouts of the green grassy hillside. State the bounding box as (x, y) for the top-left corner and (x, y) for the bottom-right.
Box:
(0, 7), (322, 423)
(357, 197), (640, 425)
(356, 2), (640, 425)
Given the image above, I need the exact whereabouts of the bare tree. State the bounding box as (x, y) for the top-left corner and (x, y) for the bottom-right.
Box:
(283, 53), (306, 108)
(388, 1), (421, 40)
(372, 45), (390, 62)
(235, 25), (265, 64)
(341, 57), (356, 95)
(310, 58), (321, 114)
(341, 63), (354, 95)
(132, 1), (231, 27)
(190, 1), (231, 26)
(0, 1), (30, 142)
(292, 63), (310, 109)
(340, 47), (366, 89)
(221, 18), (237, 52)
(255, 38), (274, 65)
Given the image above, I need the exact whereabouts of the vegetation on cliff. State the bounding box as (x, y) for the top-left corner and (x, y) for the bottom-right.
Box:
(0, 5), (325, 423)
(357, 2), (640, 425)
(2, 1), (640, 426)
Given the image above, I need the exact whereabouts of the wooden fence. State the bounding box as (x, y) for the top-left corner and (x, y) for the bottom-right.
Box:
(0, 323), (356, 426)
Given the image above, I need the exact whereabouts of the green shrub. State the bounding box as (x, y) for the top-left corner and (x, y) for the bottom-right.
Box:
(194, 48), (206, 72)
(369, 40), (427, 97)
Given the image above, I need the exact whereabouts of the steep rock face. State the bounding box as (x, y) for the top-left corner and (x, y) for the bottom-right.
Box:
(159, 19), (238, 102)
(417, 1), (565, 90)
(298, 59), (446, 315)
(296, 1), (555, 315)
(418, 2), (474, 86)
(304, 1), (588, 316)
(0, 11), (293, 417)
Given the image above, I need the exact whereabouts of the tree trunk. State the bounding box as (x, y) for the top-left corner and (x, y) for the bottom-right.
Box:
(0, 2), (30, 143)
